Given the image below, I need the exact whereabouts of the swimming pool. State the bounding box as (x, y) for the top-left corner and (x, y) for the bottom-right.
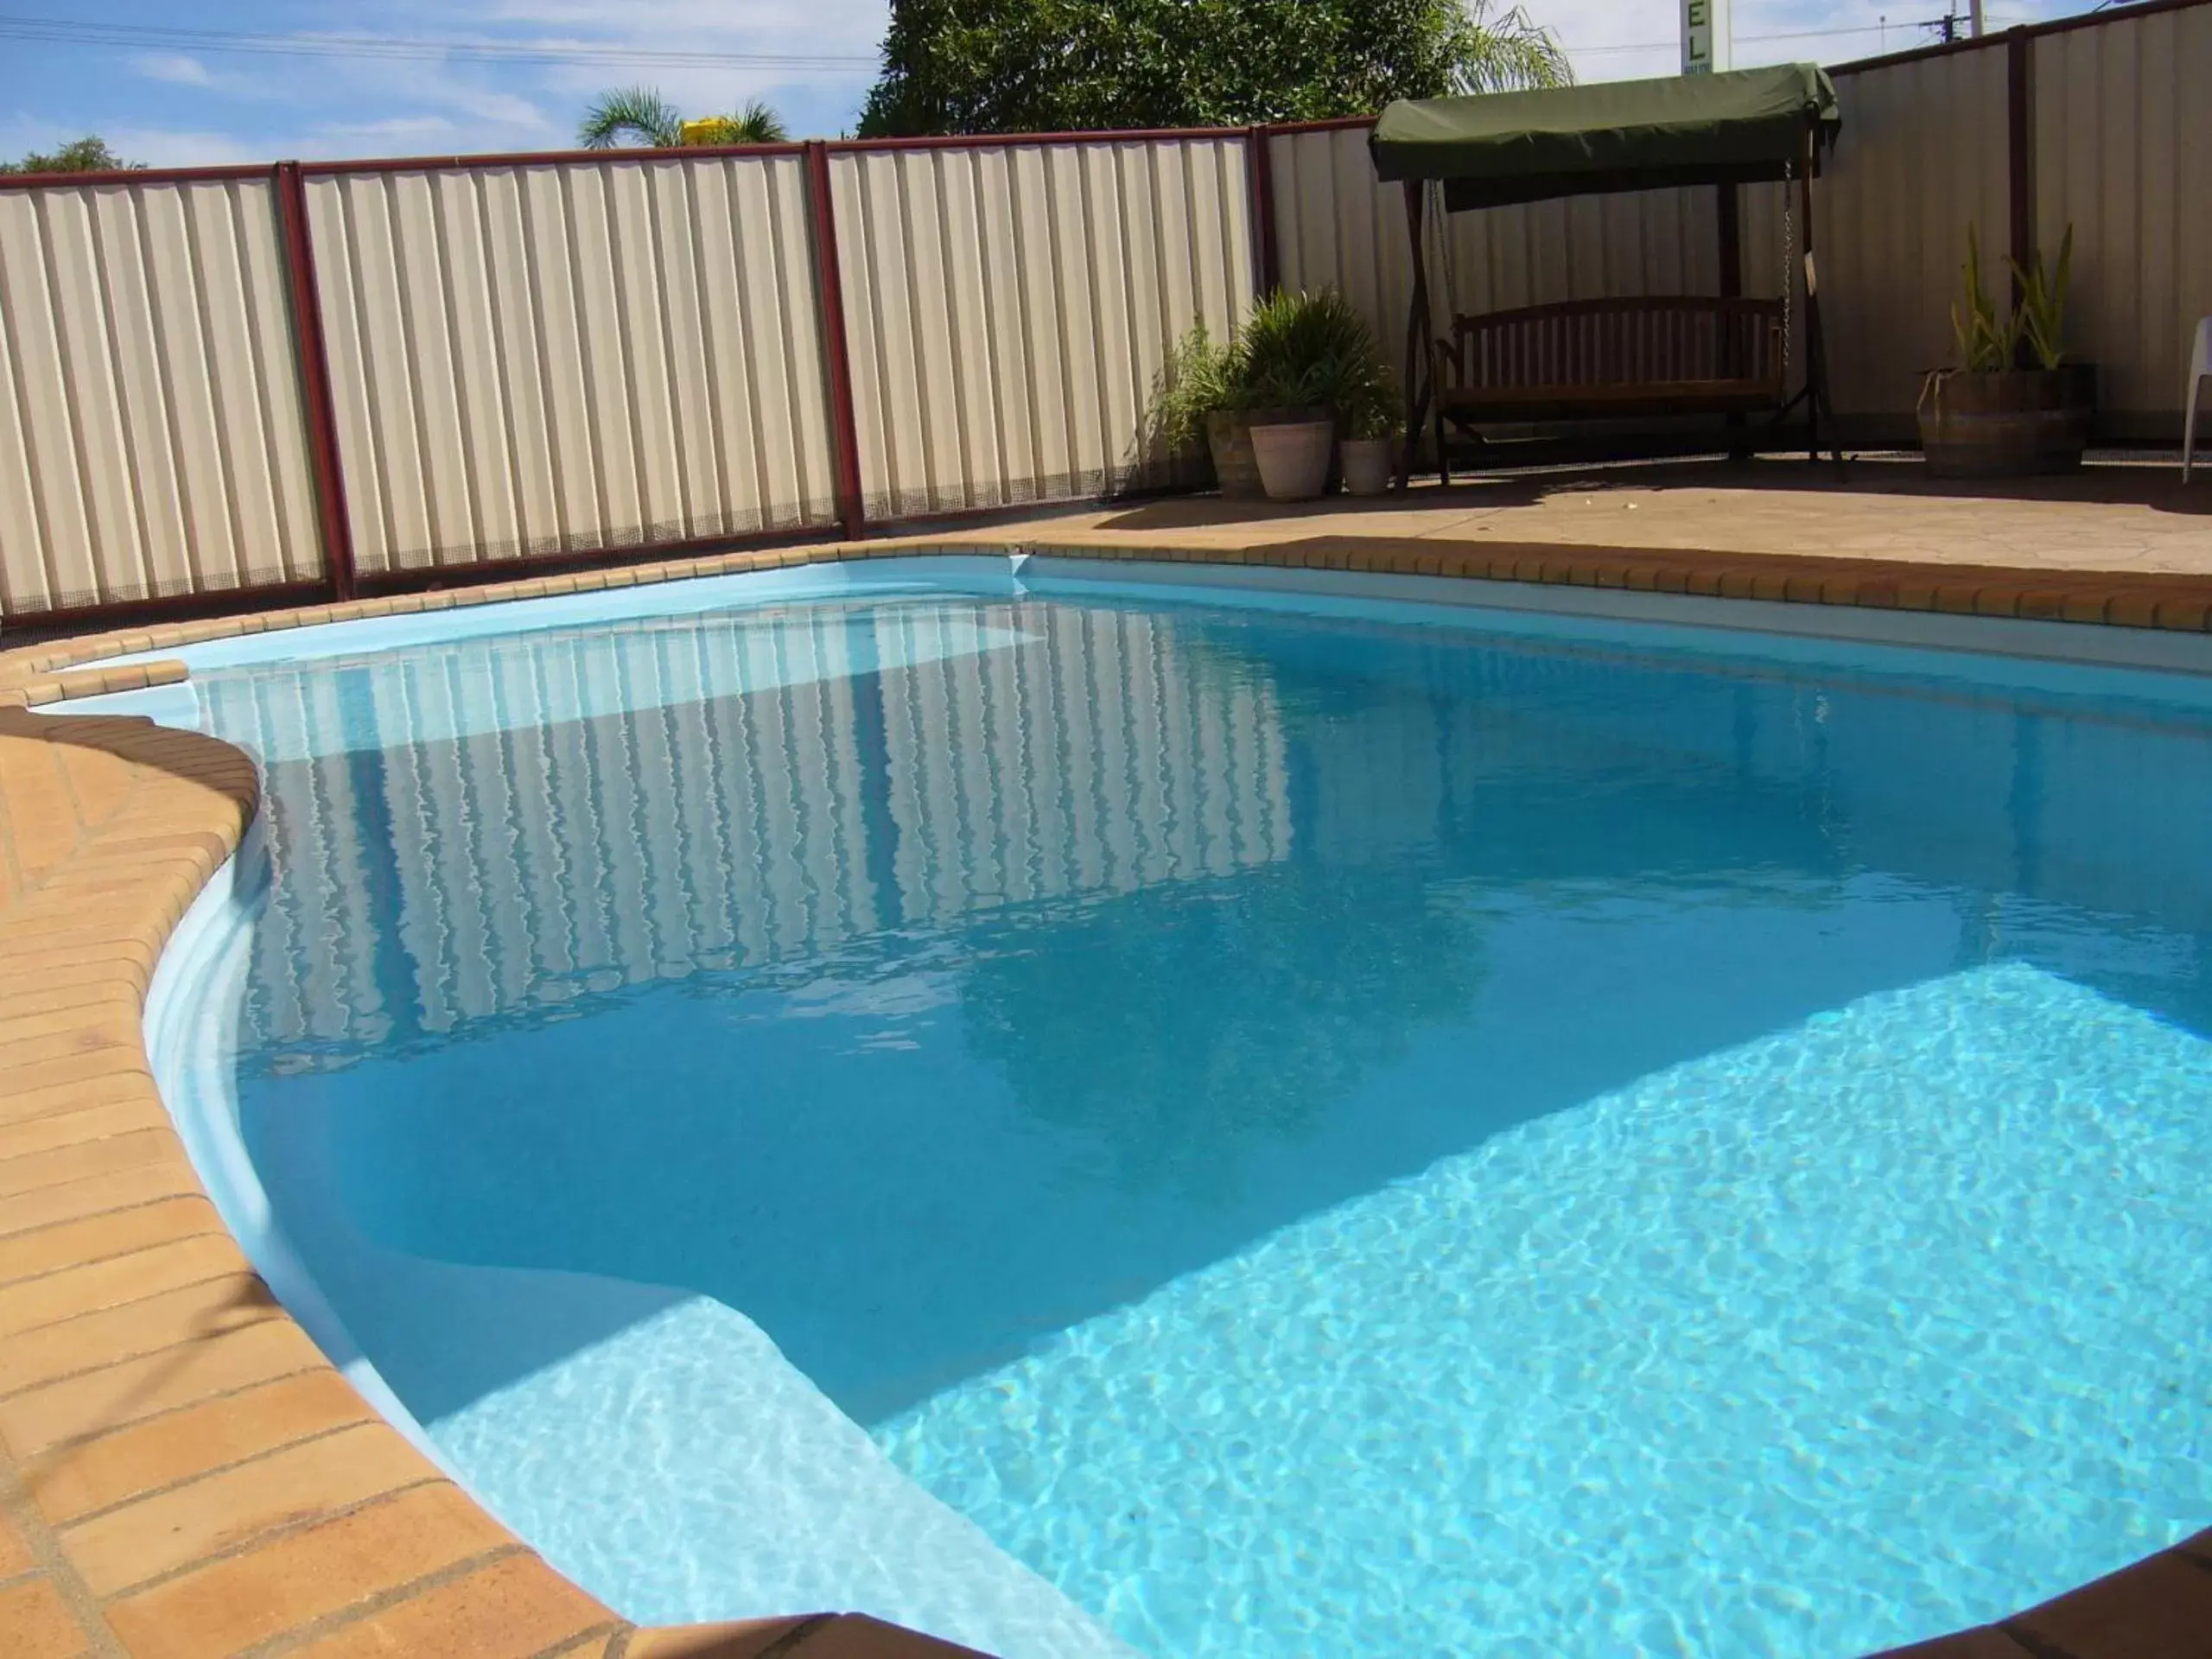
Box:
(115, 555), (2212, 1656)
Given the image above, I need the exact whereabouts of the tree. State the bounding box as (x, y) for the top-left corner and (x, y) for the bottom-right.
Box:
(856, 0), (1571, 138)
(578, 89), (791, 149)
(0, 136), (142, 175)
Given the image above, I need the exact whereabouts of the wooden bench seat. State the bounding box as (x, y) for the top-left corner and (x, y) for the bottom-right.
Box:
(1437, 296), (1785, 426)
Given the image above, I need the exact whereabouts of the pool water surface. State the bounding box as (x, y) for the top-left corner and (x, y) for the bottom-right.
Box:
(147, 569), (2212, 1656)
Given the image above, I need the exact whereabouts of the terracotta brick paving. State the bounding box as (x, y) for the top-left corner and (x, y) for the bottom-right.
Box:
(3, 503), (2211, 1656)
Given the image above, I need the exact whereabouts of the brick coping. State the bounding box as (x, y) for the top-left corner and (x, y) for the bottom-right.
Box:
(10, 528), (2212, 709)
(3, 535), (2209, 1659)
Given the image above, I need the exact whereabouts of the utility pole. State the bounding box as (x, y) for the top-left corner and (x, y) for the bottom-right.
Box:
(1969, 0), (1986, 35)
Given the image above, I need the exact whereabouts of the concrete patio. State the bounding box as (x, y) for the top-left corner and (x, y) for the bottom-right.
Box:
(993, 454), (2212, 578)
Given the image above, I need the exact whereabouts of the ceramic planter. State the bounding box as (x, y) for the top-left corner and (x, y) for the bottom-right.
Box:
(1249, 416), (1336, 502)
(1339, 437), (1394, 497)
(1917, 365), (2094, 477)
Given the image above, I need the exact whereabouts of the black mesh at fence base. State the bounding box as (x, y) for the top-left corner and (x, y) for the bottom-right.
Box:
(862, 457), (1212, 527)
(363, 497), (845, 576)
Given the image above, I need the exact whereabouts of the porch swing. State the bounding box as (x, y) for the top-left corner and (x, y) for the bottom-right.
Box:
(1368, 62), (1845, 482)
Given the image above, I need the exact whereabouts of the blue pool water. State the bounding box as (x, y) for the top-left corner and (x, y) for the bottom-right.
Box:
(139, 566), (2212, 1656)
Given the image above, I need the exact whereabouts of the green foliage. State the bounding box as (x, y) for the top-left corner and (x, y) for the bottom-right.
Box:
(0, 136), (141, 175)
(1950, 224), (2019, 373)
(2009, 223), (2074, 372)
(1149, 289), (1396, 455)
(580, 89), (791, 149)
(1239, 287), (1395, 426)
(680, 99), (792, 145)
(579, 86), (683, 149)
(1948, 223), (2077, 372)
(858, 0), (1570, 138)
(1154, 323), (1254, 454)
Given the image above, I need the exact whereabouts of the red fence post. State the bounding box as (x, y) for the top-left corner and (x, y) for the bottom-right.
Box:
(1247, 125), (1280, 297)
(805, 141), (868, 543)
(273, 162), (358, 602)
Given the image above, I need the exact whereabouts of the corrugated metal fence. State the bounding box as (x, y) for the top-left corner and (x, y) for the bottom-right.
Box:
(1270, 7), (2209, 444)
(831, 136), (1253, 521)
(302, 152), (841, 579)
(2, 0), (2206, 624)
(2036, 1), (2212, 435)
(0, 169), (326, 615)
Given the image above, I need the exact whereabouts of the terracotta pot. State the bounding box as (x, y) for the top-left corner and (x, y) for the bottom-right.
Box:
(1340, 437), (1394, 497)
(1249, 418), (1336, 502)
(1917, 365), (2094, 478)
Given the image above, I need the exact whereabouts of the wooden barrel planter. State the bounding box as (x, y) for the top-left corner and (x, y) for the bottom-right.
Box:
(1917, 365), (2094, 478)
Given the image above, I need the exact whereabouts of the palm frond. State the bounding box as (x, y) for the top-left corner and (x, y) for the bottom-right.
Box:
(679, 99), (792, 146)
(579, 86), (683, 149)
(731, 99), (791, 143)
(1452, 2), (1575, 93)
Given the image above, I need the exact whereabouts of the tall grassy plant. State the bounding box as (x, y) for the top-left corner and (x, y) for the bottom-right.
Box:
(1152, 323), (1253, 454)
(1240, 289), (1393, 415)
(2010, 225), (2075, 372)
(1950, 225), (2020, 373)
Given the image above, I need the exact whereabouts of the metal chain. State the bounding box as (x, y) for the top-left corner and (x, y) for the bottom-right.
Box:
(1781, 162), (1796, 380)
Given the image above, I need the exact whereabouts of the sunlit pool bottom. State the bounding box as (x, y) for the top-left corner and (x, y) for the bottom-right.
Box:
(129, 557), (2212, 1658)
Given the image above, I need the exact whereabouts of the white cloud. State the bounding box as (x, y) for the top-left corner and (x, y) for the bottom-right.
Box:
(130, 54), (215, 87)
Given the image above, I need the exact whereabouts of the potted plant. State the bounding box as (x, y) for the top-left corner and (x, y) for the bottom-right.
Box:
(1339, 378), (1400, 497)
(1238, 288), (1395, 501)
(1918, 226), (2094, 477)
(1156, 323), (1265, 499)
(1151, 289), (1398, 503)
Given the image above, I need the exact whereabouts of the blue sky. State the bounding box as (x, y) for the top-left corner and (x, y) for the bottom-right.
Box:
(0, 0), (2088, 168)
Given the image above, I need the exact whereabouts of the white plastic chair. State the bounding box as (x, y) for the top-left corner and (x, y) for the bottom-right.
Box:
(2187, 316), (2212, 483)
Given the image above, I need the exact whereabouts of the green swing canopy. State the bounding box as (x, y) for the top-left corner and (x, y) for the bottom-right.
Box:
(1370, 62), (1841, 212)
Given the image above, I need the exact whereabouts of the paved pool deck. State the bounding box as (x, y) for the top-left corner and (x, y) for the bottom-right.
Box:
(982, 454), (2212, 580)
(3, 460), (2210, 1657)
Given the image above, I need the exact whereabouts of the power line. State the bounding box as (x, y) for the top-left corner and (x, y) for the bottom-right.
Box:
(1567, 15), (2021, 55)
(0, 14), (878, 71)
(0, 5), (2056, 73)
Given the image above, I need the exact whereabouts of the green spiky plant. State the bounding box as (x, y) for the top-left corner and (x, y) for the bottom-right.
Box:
(579, 90), (789, 149)
(2009, 224), (2075, 371)
(1148, 290), (1396, 457)
(1239, 288), (1395, 416)
(1951, 225), (2021, 372)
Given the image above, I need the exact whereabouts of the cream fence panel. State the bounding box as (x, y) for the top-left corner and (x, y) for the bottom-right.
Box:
(830, 137), (1255, 521)
(0, 174), (322, 618)
(2036, 3), (2212, 435)
(1820, 47), (2012, 429)
(302, 153), (838, 577)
